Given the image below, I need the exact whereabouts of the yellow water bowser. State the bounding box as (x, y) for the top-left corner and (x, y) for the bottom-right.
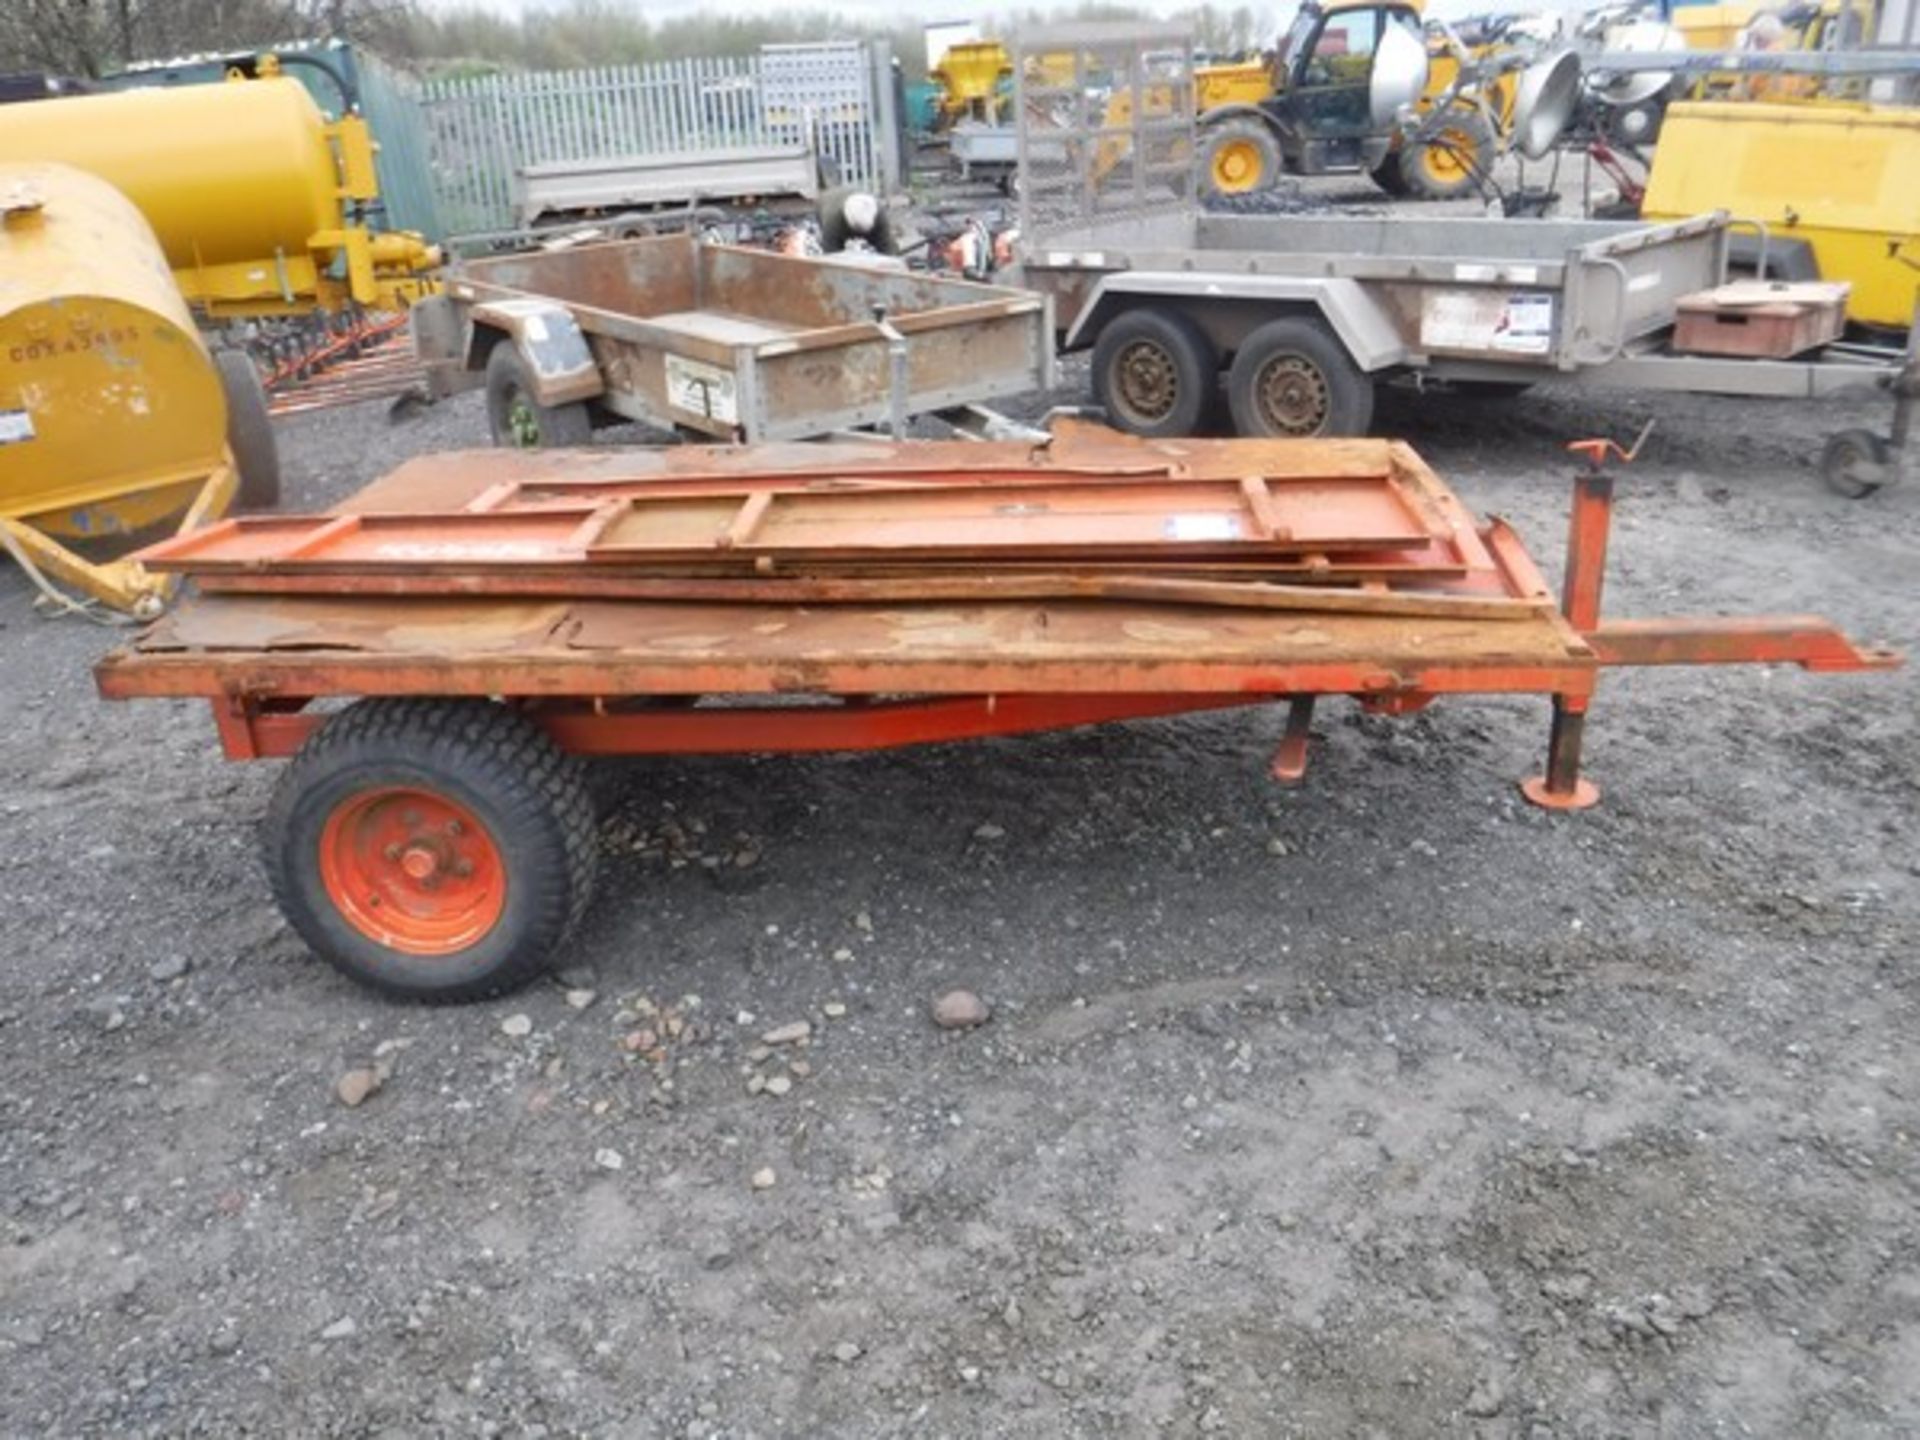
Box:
(0, 163), (274, 615)
(1642, 101), (1920, 331)
(0, 66), (436, 317)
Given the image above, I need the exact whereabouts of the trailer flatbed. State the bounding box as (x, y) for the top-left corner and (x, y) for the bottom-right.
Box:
(95, 426), (1898, 1002)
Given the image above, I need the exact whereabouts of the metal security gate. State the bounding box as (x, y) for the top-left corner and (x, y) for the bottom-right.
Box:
(758, 42), (888, 195)
(417, 42), (897, 236)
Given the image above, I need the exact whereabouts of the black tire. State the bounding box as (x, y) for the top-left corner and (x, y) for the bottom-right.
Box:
(1369, 158), (1411, 197)
(1399, 107), (1497, 202)
(1820, 428), (1892, 500)
(1199, 117), (1284, 198)
(1226, 317), (1374, 439)
(1090, 309), (1218, 439)
(213, 349), (281, 510)
(484, 342), (593, 449)
(264, 699), (598, 1002)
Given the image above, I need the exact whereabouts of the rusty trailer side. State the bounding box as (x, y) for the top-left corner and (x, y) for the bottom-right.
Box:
(418, 234), (1054, 443)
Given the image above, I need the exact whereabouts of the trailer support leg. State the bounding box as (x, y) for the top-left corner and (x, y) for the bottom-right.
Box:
(1522, 459), (1616, 811)
(1522, 695), (1600, 811)
(1270, 696), (1316, 783)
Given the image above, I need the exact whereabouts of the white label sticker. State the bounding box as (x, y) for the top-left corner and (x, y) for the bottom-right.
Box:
(0, 409), (35, 446)
(1165, 513), (1239, 542)
(1452, 262), (1539, 284)
(1420, 291), (1553, 356)
(1492, 293), (1554, 354)
(665, 354), (738, 424)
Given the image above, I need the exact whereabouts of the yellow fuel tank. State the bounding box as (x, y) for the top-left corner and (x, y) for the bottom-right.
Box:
(0, 163), (235, 610)
(0, 72), (436, 316)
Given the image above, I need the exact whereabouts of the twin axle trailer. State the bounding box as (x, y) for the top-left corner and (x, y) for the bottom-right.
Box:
(1018, 209), (1918, 498)
(98, 424), (1898, 1001)
(1009, 25), (1917, 498)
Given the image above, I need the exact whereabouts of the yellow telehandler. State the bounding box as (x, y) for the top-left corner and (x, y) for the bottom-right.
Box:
(1178, 0), (1528, 201)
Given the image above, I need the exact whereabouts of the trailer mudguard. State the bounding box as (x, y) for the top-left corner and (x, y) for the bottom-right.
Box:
(1062, 272), (1411, 372)
(467, 299), (604, 406)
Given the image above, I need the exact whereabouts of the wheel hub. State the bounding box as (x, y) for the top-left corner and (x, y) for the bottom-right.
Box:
(1420, 128), (1474, 182)
(505, 391), (541, 448)
(318, 787), (506, 955)
(1212, 140), (1261, 192)
(399, 845), (441, 882)
(1254, 355), (1330, 436)
(1112, 340), (1179, 423)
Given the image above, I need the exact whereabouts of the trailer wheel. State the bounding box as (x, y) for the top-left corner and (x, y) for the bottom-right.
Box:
(1226, 317), (1374, 439)
(1091, 309), (1218, 438)
(485, 344), (593, 449)
(214, 350), (281, 510)
(265, 699), (598, 1002)
(1399, 108), (1496, 202)
(1820, 428), (1892, 500)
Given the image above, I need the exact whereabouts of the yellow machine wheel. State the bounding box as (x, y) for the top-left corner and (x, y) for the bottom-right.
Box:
(1399, 109), (1497, 201)
(1200, 119), (1283, 197)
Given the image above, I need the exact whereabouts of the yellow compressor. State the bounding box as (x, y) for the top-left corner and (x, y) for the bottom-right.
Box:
(1642, 101), (1920, 331)
(0, 62), (437, 318)
(0, 163), (273, 616)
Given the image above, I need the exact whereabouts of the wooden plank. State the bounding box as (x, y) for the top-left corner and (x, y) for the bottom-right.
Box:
(193, 568), (1546, 620)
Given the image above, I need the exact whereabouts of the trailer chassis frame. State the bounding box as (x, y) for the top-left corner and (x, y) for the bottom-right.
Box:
(125, 454), (1896, 812)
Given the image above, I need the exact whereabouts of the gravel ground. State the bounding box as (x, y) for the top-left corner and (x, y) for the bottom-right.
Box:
(2, 301), (1917, 1437)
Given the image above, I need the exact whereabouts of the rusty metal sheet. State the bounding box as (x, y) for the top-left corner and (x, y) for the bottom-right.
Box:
(581, 474), (1442, 561)
(339, 424), (1419, 516)
(139, 470), (1459, 578)
(194, 565), (1545, 618)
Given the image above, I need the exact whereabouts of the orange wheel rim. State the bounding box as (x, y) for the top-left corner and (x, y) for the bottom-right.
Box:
(318, 787), (507, 956)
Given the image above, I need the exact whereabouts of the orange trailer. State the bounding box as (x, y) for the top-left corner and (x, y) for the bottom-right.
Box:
(95, 425), (1899, 1001)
